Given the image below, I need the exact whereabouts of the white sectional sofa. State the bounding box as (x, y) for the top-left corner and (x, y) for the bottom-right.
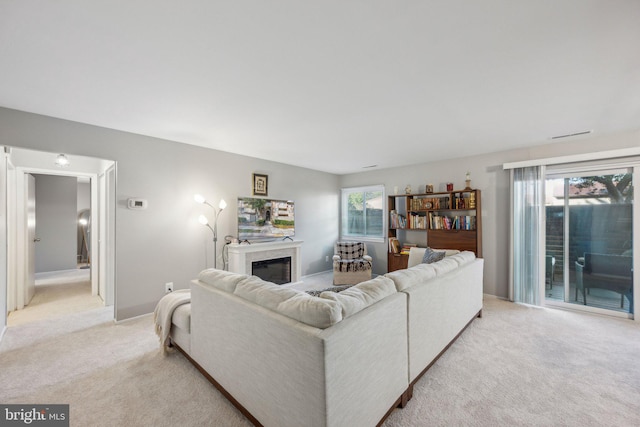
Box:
(167, 249), (483, 427)
(385, 248), (484, 394)
(189, 270), (409, 427)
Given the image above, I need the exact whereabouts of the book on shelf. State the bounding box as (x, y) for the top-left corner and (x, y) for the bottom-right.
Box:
(389, 210), (407, 229)
(409, 213), (428, 229)
(409, 197), (448, 211)
(428, 213), (477, 230)
(388, 237), (401, 254)
(400, 243), (417, 255)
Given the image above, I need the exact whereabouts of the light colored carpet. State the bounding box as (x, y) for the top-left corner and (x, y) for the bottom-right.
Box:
(7, 269), (104, 326)
(2, 294), (640, 426)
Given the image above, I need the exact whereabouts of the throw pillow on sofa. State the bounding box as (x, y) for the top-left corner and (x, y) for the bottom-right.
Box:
(306, 284), (353, 297)
(422, 247), (446, 264)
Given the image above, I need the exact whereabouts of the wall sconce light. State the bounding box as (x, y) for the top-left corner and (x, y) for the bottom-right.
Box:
(55, 154), (70, 167)
(195, 195), (226, 269)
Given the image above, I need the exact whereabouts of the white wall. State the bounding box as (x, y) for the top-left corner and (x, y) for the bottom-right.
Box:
(77, 180), (90, 211)
(0, 151), (7, 333)
(0, 107), (340, 320)
(340, 129), (640, 299)
(3, 106), (636, 310)
(34, 174), (78, 273)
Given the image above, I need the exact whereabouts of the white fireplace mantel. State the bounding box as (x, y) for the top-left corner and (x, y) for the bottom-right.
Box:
(227, 240), (303, 283)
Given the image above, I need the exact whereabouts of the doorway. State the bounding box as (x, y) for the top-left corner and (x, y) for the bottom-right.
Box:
(1, 147), (116, 331)
(544, 168), (634, 317)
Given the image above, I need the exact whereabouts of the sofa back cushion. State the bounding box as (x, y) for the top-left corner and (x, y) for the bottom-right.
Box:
(197, 270), (398, 329)
(386, 251), (477, 291)
(407, 247), (461, 268)
(233, 275), (343, 329)
(320, 276), (397, 318)
(198, 268), (249, 293)
(385, 264), (437, 291)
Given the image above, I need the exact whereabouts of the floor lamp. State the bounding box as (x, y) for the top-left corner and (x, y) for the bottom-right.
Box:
(195, 195), (227, 269)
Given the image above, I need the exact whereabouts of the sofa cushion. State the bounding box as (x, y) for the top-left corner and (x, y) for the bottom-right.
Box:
(234, 275), (343, 328)
(320, 276), (396, 318)
(198, 268), (248, 293)
(276, 293), (343, 329)
(234, 276), (299, 310)
(422, 247), (446, 264)
(431, 257), (460, 275)
(448, 251), (477, 267)
(171, 303), (191, 333)
(385, 263), (437, 291)
(407, 247), (461, 268)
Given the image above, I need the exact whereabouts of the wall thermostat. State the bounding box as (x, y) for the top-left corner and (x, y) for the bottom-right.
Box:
(127, 198), (148, 210)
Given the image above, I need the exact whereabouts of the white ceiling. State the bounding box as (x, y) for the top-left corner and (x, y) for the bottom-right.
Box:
(1, 1), (639, 175)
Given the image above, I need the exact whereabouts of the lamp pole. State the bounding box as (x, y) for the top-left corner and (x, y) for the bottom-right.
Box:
(196, 195), (227, 269)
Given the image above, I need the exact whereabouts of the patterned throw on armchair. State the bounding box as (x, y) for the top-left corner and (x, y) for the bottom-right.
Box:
(333, 241), (373, 285)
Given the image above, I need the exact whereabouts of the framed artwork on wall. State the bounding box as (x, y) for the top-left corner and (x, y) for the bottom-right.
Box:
(253, 173), (268, 196)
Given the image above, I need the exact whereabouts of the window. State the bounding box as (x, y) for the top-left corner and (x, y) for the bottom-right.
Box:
(341, 185), (384, 241)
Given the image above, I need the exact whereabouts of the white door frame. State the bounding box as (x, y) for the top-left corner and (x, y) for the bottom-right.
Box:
(98, 163), (116, 306)
(543, 164), (638, 321)
(9, 167), (108, 308)
(1, 147), (117, 336)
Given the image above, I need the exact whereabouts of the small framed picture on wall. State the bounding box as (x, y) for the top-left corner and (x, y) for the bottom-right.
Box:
(253, 173), (268, 196)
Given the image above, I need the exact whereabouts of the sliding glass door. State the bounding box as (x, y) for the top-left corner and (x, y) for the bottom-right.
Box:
(545, 169), (634, 315)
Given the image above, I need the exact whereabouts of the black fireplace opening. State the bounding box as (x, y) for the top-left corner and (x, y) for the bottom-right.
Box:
(252, 256), (292, 285)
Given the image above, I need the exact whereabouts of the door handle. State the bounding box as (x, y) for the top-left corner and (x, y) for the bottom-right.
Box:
(34, 238), (41, 242)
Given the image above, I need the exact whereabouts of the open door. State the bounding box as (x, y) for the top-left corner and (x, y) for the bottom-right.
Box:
(25, 173), (36, 305)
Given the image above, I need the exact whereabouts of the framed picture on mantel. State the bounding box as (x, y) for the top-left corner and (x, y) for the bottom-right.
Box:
(253, 173), (268, 196)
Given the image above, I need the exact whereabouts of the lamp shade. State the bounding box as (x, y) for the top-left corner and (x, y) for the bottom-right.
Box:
(219, 199), (227, 210)
(198, 215), (209, 225)
(194, 194), (206, 204)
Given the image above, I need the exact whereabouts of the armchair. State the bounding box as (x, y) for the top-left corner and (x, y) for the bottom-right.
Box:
(333, 241), (373, 285)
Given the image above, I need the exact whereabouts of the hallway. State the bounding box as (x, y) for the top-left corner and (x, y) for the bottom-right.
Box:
(7, 269), (104, 327)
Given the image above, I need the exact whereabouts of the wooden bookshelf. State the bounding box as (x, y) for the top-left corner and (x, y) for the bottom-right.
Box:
(387, 189), (482, 272)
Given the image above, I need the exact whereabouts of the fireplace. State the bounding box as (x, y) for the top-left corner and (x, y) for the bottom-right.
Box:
(227, 240), (303, 284)
(252, 256), (292, 285)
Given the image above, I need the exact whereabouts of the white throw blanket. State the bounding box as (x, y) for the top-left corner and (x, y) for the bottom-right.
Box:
(153, 289), (191, 353)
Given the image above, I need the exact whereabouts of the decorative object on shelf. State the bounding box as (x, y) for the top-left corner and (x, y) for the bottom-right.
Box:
(426, 184), (434, 193)
(405, 184), (412, 194)
(469, 191), (476, 209)
(394, 186), (399, 195)
(465, 172), (472, 190)
(195, 194), (227, 269)
(252, 173), (268, 196)
(446, 182), (454, 191)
